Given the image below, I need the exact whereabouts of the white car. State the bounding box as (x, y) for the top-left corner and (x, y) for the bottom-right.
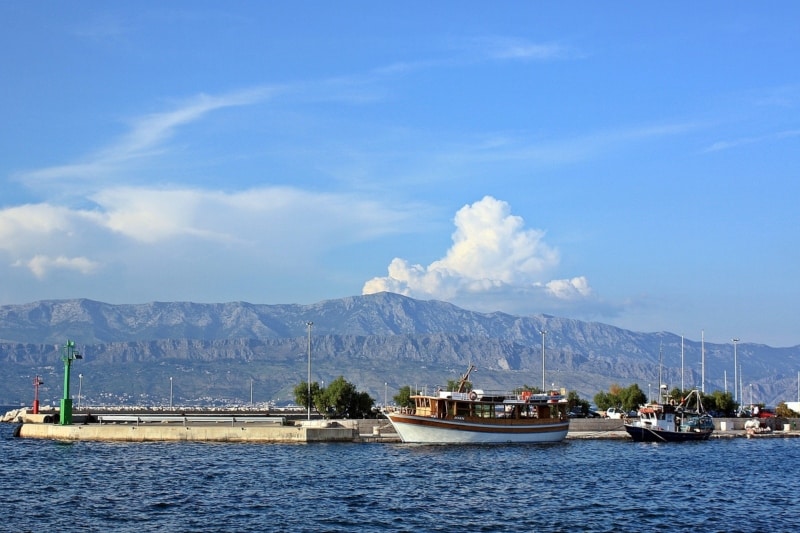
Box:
(605, 407), (626, 419)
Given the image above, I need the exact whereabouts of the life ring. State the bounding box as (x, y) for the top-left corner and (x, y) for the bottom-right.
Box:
(469, 391), (478, 401)
(521, 391), (531, 400)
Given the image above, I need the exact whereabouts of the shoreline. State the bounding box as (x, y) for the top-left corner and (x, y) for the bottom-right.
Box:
(5, 408), (799, 443)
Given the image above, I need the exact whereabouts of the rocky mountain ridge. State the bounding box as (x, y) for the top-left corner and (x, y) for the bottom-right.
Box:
(1, 293), (797, 406)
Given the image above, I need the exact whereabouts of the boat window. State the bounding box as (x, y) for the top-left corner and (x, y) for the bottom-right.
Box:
(473, 403), (494, 418)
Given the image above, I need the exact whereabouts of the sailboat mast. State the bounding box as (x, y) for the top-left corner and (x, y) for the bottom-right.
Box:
(681, 335), (684, 392)
(658, 341), (663, 398)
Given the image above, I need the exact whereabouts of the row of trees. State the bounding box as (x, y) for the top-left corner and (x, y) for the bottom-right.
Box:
(294, 376), (799, 419)
(593, 383), (740, 415)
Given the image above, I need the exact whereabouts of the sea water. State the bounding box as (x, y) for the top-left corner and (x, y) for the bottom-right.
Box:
(1, 422), (799, 532)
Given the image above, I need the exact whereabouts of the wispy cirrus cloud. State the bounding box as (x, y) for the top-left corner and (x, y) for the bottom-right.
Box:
(16, 87), (275, 187)
(373, 36), (578, 76)
(704, 129), (800, 153)
(472, 36), (575, 61)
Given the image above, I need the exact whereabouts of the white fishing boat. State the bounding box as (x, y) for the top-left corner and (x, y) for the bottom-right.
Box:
(385, 365), (570, 444)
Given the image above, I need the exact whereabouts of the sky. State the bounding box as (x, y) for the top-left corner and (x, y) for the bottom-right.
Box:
(1, 3), (799, 347)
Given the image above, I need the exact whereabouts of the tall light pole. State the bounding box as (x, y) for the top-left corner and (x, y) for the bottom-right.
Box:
(732, 338), (740, 402)
(250, 378), (254, 407)
(539, 330), (547, 391)
(306, 321), (314, 420)
(701, 330), (705, 393)
(739, 365), (743, 407)
(169, 376), (173, 409)
(78, 373), (83, 409)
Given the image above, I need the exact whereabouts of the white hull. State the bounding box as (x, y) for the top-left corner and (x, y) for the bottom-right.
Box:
(387, 413), (569, 444)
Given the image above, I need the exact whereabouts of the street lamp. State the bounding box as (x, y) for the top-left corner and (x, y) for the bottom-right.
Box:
(539, 329), (547, 391)
(78, 373), (83, 409)
(732, 338), (739, 402)
(306, 321), (314, 420)
(169, 376), (173, 409)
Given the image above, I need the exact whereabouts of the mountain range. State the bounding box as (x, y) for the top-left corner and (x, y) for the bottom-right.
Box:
(1, 292), (797, 407)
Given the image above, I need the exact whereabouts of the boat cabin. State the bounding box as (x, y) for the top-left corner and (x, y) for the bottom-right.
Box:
(410, 389), (568, 422)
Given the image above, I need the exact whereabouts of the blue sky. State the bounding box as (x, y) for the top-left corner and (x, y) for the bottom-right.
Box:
(2, 3), (799, 346)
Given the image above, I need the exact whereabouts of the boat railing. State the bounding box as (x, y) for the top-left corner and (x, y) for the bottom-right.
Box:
(428, 389), (566, 403)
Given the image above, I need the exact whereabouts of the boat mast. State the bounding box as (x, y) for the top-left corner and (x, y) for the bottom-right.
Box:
(658, 341), (663, 400)
(456, 364), (476, 393)
(680, 335), (684, 392)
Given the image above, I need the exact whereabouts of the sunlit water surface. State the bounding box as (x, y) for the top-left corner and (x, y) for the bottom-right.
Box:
(2, 423), (798, 532)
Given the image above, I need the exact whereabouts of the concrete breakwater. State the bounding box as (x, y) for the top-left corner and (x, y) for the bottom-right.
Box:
(6, 408), (800, 443)
(15, 419), (359, 443)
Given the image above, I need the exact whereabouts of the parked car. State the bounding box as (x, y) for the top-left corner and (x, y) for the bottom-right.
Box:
(604, 407), (625, 419)
(568, 408), (601, 418)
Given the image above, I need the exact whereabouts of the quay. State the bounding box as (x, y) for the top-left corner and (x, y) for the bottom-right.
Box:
(5, 409), (800, 443)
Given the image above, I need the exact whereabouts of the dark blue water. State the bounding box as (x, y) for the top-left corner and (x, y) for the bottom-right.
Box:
(2, 423), (798, 532)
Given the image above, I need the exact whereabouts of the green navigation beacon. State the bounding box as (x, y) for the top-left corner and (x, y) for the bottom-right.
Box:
(59, 340), (83, 425)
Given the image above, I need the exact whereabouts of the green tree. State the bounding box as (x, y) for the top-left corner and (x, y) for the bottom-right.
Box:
(593, 390), (618, 411)
(317, 376), (376, 419)
(293, 381), (321, 411)
(703, 390), (736, 415)
(446, 379), (473, 392)
(668, 387), (684, 404)
(567, 390), (589, 413)
(618, 384), (646, 412)
(776, 402), (799, 418)
(393, 385), (418, 409)
(594, 384), (645, 412)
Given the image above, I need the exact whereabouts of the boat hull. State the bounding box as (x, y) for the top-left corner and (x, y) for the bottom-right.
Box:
(387, 413), (569, 444)
(624, 423), (713, 443)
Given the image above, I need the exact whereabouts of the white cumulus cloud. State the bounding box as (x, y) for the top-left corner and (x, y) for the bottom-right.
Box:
(362, 196), (594, 314)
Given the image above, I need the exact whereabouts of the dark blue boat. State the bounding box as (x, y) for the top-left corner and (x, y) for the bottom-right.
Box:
(623, 389), (714, 442)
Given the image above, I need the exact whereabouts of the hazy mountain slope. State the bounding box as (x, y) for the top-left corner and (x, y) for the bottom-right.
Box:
(0, 293), (797, 406)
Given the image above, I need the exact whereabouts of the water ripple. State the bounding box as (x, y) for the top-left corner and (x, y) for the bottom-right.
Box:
(2, 426), (800, 532)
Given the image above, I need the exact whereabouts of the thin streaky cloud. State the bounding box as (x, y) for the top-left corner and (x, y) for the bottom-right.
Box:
(704, 129), (800, 153)
(374, 36), (576, 76)
(467, 36), (575, 61)
(433, 120), (702, 168)
(17, 87), (275, 185)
